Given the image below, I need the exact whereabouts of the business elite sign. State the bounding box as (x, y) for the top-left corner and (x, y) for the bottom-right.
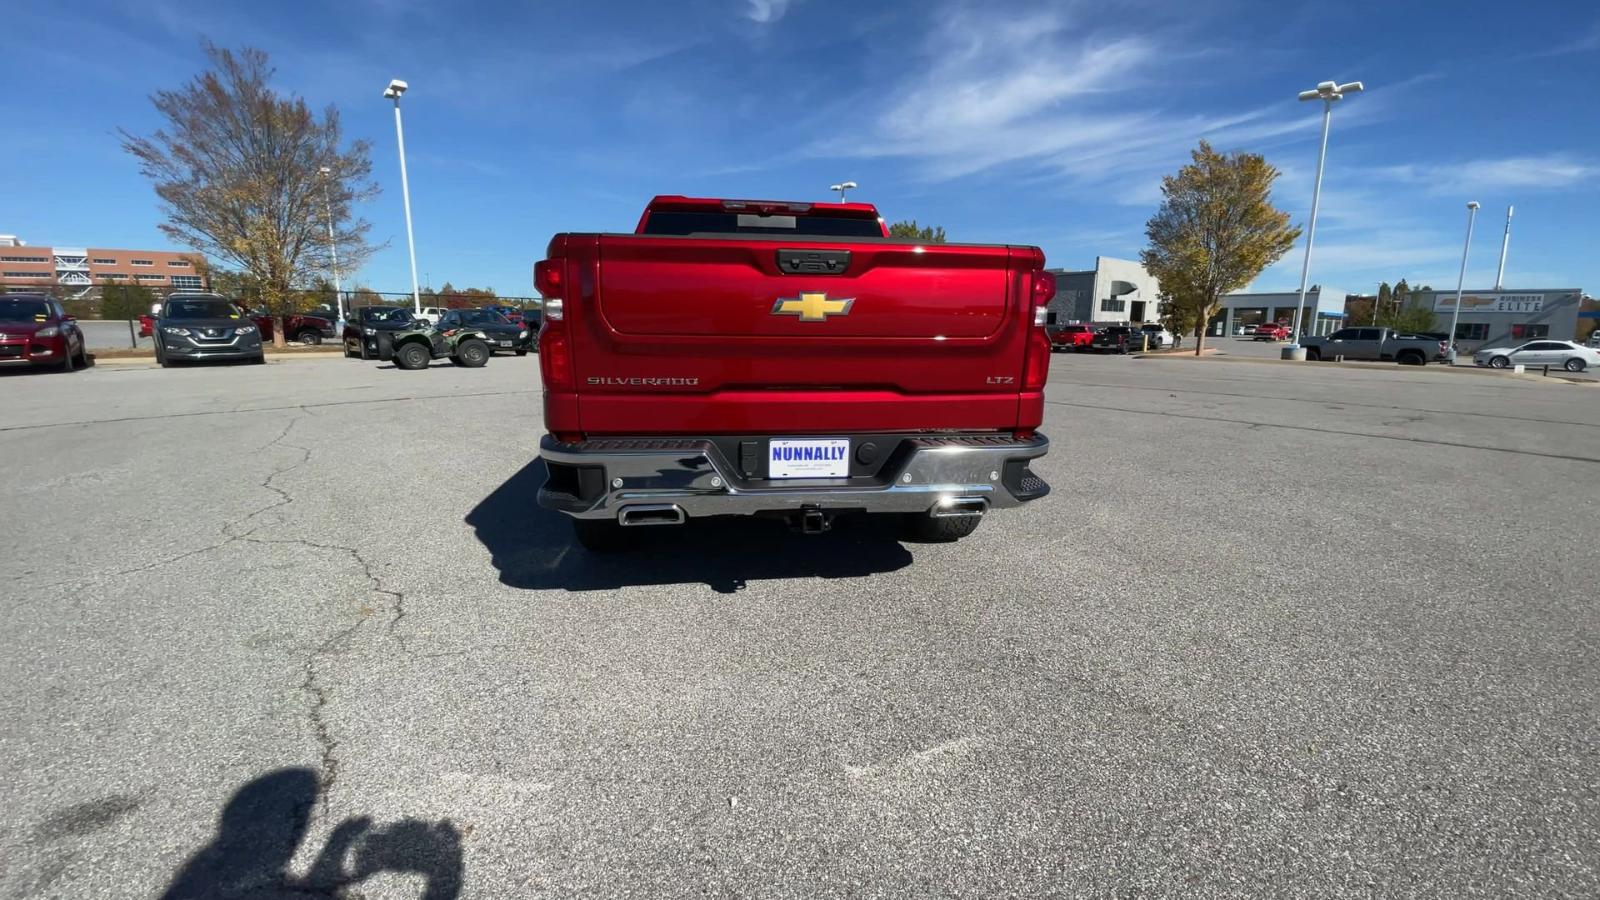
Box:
(1433, 292), (1545, 314)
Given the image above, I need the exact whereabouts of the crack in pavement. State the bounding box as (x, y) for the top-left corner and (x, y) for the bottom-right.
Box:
(51, 408), (417, 820)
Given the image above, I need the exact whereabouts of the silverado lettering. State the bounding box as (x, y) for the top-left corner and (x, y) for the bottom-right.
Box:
(586, 376), (701, 386)
(534, 195), (1054, 551)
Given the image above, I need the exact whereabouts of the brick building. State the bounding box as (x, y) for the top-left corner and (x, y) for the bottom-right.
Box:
(0, 235), (206, 296)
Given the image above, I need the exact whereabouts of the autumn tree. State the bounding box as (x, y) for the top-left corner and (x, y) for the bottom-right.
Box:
(1141, 141), (1301, 355)
(888, 220), (947, 242)
(121, 43), (379, 347)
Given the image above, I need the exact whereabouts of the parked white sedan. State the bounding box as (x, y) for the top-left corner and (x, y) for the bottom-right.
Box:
(1473, 340), (1600, 372)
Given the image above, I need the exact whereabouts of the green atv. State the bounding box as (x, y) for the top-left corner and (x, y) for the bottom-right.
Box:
(378, 321), (494, 370)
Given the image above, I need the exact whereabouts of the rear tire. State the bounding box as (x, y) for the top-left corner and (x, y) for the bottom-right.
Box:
(1489, 355), (1509, 369)
(452, 339), (490, 368)
(572, 518), (630, 552)
(1565, 357), (1586, 372)
(900, 513), (982, 543)
(1397, 351), (1424, 366)
(297, 331), (322, 346)
(395, 342), (432, 370)
(1305, 348), (1321, 361)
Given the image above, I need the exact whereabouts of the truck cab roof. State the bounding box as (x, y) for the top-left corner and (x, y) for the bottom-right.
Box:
(636, 195), (888, 238)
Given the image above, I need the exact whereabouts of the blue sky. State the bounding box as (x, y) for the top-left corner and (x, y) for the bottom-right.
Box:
(4, 0), (1597, 298)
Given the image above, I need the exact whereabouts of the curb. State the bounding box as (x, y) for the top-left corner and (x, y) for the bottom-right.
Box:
(1131, 353), (1596, 385)
(92, 351), (347, 366)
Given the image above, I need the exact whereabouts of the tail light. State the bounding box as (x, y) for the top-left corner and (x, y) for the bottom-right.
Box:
(535, 256), (575, 391)
(1022, 268), (1053, 390)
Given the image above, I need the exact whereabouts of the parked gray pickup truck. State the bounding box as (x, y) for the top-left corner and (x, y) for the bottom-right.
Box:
(1300, 327), (1450, 365)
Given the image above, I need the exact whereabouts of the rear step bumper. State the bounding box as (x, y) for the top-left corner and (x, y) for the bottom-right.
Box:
(538, 433), (1050, 522)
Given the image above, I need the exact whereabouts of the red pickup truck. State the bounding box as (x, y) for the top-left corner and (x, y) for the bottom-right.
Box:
(534, 195), (1053, 550)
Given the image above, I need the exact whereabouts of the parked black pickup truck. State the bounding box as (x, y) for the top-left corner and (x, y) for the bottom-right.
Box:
(1091, 325), (1136, 354)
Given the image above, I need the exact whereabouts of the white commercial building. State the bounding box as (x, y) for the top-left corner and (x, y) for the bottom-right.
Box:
(1045, 257), (1162, 326)
(1212, 287), (1346, 337)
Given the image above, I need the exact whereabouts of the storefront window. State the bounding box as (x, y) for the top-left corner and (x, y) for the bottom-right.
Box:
(1510, 323), (1548, 339)
(1454, 323), (1489, 341)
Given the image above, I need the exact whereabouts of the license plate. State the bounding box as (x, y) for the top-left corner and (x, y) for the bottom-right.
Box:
(497, 340), (512, 347)
(768, 438), (849, 478)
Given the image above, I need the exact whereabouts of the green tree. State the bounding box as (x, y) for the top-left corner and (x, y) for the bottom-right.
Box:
(1140, 141), (1301, 355)
(888, 220), (947, 242)
(121, 43), (380, 346)
(101, 282), (157, 320)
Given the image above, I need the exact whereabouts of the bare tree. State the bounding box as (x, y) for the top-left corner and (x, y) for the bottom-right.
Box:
(122, 43), (380, 346)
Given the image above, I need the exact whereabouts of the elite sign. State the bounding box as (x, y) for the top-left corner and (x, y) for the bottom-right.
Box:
(1433, 293), (1544, 314)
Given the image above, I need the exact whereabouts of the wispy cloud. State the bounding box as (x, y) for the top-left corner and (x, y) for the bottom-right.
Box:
(1514, 20), (1600, 59)
(806, 5), (1326, 190)
(744, 0), (791, 24)
(1376, 155), (1600, 194)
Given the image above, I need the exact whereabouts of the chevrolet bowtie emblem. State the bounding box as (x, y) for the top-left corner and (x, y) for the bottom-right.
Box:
(772, 291), (854, 322)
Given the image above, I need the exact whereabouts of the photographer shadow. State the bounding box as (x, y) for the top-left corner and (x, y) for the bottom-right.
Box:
(466, 460), (915, 594)
(160, 768), (462, 900)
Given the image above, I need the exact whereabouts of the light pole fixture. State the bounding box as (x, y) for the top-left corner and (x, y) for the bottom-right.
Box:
(1446, 201), (1480, 364)
(1494, 205), (1513, 290)
(383, 78), (422, 316)
(830, 181), (857, 202)
(318, 166), (344, 326)
(1287, 79), (1363, 350)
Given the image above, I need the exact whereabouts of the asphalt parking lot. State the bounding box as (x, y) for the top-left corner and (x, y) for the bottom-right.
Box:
(2, 354), (1596, 897)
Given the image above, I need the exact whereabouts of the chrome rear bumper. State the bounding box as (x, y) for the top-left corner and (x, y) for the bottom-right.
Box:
(538, 433), (1050, 522)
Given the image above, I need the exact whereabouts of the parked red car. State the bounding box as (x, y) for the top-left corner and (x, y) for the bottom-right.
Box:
(1254, 322), (1292, 341)
(1048, 323), (1096, 350)
(0, 294), (91, 371)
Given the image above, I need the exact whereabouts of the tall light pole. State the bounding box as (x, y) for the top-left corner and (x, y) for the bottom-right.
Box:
(1494, 205), (1513, 290)
(318, 166), (344, 327)
(830, 181), (857, 202)
(1446, 201), (1480, 364)
(1287, 80), (1363, 353)
(383, 78), (422, 316)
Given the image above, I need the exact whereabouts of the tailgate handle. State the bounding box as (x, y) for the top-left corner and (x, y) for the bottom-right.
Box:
(777, 249), (851, 275)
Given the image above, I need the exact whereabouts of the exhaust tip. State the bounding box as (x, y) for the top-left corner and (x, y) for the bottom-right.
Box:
(618, 504), (686, 527)
(930, 497), (987, 518)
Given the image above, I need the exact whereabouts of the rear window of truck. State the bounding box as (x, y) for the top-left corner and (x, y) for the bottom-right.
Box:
(641, 210), (884, 238)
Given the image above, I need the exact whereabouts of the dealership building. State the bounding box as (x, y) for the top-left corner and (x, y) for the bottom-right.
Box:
(1210, 287), (1347, 337)
(1406, 289), (1584, 352)
(1045, 256), (1163, 326)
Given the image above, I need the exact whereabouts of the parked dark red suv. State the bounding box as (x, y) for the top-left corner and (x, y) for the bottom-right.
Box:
(0, 294), (91, 372)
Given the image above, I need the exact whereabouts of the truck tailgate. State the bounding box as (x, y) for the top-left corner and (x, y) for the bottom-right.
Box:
(552, 234), (1043, 435)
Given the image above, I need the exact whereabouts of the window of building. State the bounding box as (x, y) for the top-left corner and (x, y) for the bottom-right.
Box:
(167, 260), (191, 268)
(131, 259), (155, 267)
(135, 274), (166, 282)
(170, 275), (203, 289)
(1099, 297), (1126, 313)
(1509, 323), (1549, 340)
(100, 273), (126, 280)
(1454, 323), (1489, 341)
(1, 255), (48, 263)
(92, 257), (117, 265)
(2, 271), (53, 279)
